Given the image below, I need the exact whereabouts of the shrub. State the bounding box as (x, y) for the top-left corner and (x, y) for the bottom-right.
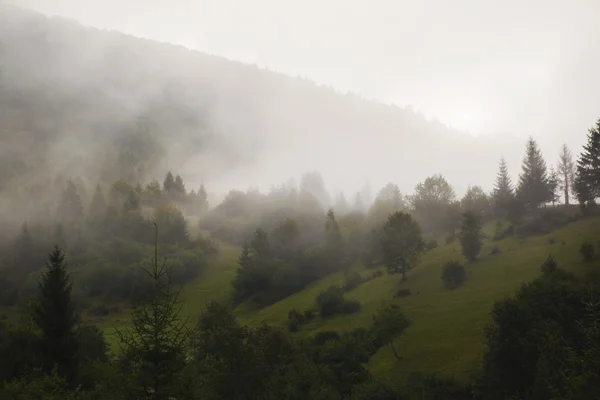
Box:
(394, 288), (412, 298)
(316, 286), (346, 317)
(370, 270), (384, 279)
(342, 300), (361, 314)
(343, 271), (364, 291)
(580, 241), (595, 262)
(287, 309), (305, 332)
(442, 261), (466, 289)
(549, 238), (556, 245)
(90, 304), (111, 317)
(541, 255), (558, 275)
(303, 310), (314, 321)
(425, 239), (438, 251)
(445, 234), (456, 244)
(490, 246), (501, 255)
(314, 330), (340, 345)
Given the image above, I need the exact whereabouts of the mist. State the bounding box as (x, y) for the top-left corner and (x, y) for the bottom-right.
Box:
(0, 1), (598, 222)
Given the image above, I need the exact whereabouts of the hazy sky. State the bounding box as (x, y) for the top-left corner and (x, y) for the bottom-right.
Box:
(11, 0), (600, 145)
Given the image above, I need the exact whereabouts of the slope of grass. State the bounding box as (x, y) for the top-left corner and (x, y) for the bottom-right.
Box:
(230, 216), (600, 382)
(95, 215), (600, 380)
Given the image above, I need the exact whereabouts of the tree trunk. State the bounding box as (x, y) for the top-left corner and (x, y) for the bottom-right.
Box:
(565, 186), (570, 206)
(390, 340), (402, 361)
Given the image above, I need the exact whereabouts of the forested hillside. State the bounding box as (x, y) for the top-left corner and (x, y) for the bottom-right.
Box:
(0, 4), (526, 220)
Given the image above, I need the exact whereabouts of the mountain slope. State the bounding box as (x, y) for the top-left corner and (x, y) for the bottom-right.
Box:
(0, 5), (527, 204)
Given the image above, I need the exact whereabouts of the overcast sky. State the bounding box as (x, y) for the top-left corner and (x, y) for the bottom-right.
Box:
(9, 0), (600, 148)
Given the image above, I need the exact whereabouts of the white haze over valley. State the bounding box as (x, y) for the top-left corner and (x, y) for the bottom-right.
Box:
(6, 0), (600, 201)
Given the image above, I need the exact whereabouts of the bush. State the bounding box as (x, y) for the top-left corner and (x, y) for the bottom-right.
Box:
(342, 300), (361, 314)
(541, 255), (558, 275)
(313, 330), (340, 345)
(580, 241), (595, 262)
(343, 271), (364, 291)
(442, 261), (466, 289)
(316, 285), (361, 317)
(425, 239), (438, 251)
(370, 270), (384, 279)
(303, 310), (314, 321)
(90, 304), (111, 317)
(394, 288), (412, 298)
(316, 286), (346, 317)
(287, 309), (305, 332)
(490, 246), (501, 255)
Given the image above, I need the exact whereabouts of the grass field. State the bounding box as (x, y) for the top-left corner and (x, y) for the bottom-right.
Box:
(95, 215), (600, 381)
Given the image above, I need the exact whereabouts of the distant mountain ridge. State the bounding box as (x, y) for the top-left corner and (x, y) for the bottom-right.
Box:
(0, 4), (525, 201)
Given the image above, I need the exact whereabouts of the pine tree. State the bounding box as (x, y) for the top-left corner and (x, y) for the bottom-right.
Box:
(459, 211), (483, 262)
(163, 171), (175, 193)
(492, 158), (514, 217)
(575, 120), (600, 205)
(115, 224), (191, 399)
(517, 137), (551, 209)
(32, 246), (79, 386)
(88, 184), (106, 217)
(557, 144), (576, 205)
(324, 208), (346, 270)
(14, 222), (35, 271)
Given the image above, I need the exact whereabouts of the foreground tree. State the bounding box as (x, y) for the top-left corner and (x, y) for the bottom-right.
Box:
(381, 211), (425, 281)
(557, 144), (576, 205)
(575, 119), (600, 205)
(517, 137), (551, 209)
(372, 304), (410, 361)
(459, 211), (483, 262)
(32, 246), (79, 386)
(492, 157), (514, 217)
(115, 224), (192, 399)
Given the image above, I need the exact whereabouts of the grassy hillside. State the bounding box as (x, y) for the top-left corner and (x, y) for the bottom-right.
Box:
(94, 215), (600, 380)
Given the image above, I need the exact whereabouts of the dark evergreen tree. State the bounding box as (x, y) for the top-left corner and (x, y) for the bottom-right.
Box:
(381, 211), (425, 281)
(32, 246), (79, 386)
(575, 119), (600, 205)
(163, 171), (175, 193)
(115, 224), (192, 399)
(87, 184), (106, 222)
(517, 137), (551, 209)
(123, 190), (141, 213)
(324, 208), (346, 270)
(557, 144), (576, 206)
(492, 157), (514, 217)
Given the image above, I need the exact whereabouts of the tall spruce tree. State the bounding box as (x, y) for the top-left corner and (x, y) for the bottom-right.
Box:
(575, 119), (600, 205)
(517, 137), (551, 209)
(32, 246), (79, 386)
(115, 223), (191, 399)
(548, 167), (560, 206)
(557, 144), (576, 205)
(492, 158), (514, 217)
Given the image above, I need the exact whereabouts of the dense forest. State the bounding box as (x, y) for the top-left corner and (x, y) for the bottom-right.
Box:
(2, 4), (600, 400)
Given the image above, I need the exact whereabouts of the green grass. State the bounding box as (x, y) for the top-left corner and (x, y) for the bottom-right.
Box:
(96, 216), (600, 380)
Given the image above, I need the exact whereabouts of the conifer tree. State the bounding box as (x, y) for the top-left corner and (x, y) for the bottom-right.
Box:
(115, 224), (191, 399)
(492, 158), (514, 217)
(324, 208), (346, 269)
(32, 246), (79, 386)
(517, 137), (550, 209)
(575, 119), (600, 205)
(557, 144), (576, 205)
(163, 171), (175, 193)
(57, 180), (84, 226)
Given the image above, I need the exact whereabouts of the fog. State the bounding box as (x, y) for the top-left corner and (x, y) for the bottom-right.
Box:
(1, 1), (599, 217)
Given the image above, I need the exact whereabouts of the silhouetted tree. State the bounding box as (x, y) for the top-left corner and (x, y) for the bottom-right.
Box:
(492, 157), (514, 217)
(575, 119), (600, 206)
(548, 167), (560, 206)
(13, 222), (35, 271)
(461, 185), (490, 217)
(115, 225), (192, 399)
(517, 137), (551, 209)
(381, 211), (425, 281)
(324, 209), (346, 270)
(32, 246), (79, 386)
(557, 144), (576, 206)
(56, 180), (84, 226)
(411, 174), (456, 234)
